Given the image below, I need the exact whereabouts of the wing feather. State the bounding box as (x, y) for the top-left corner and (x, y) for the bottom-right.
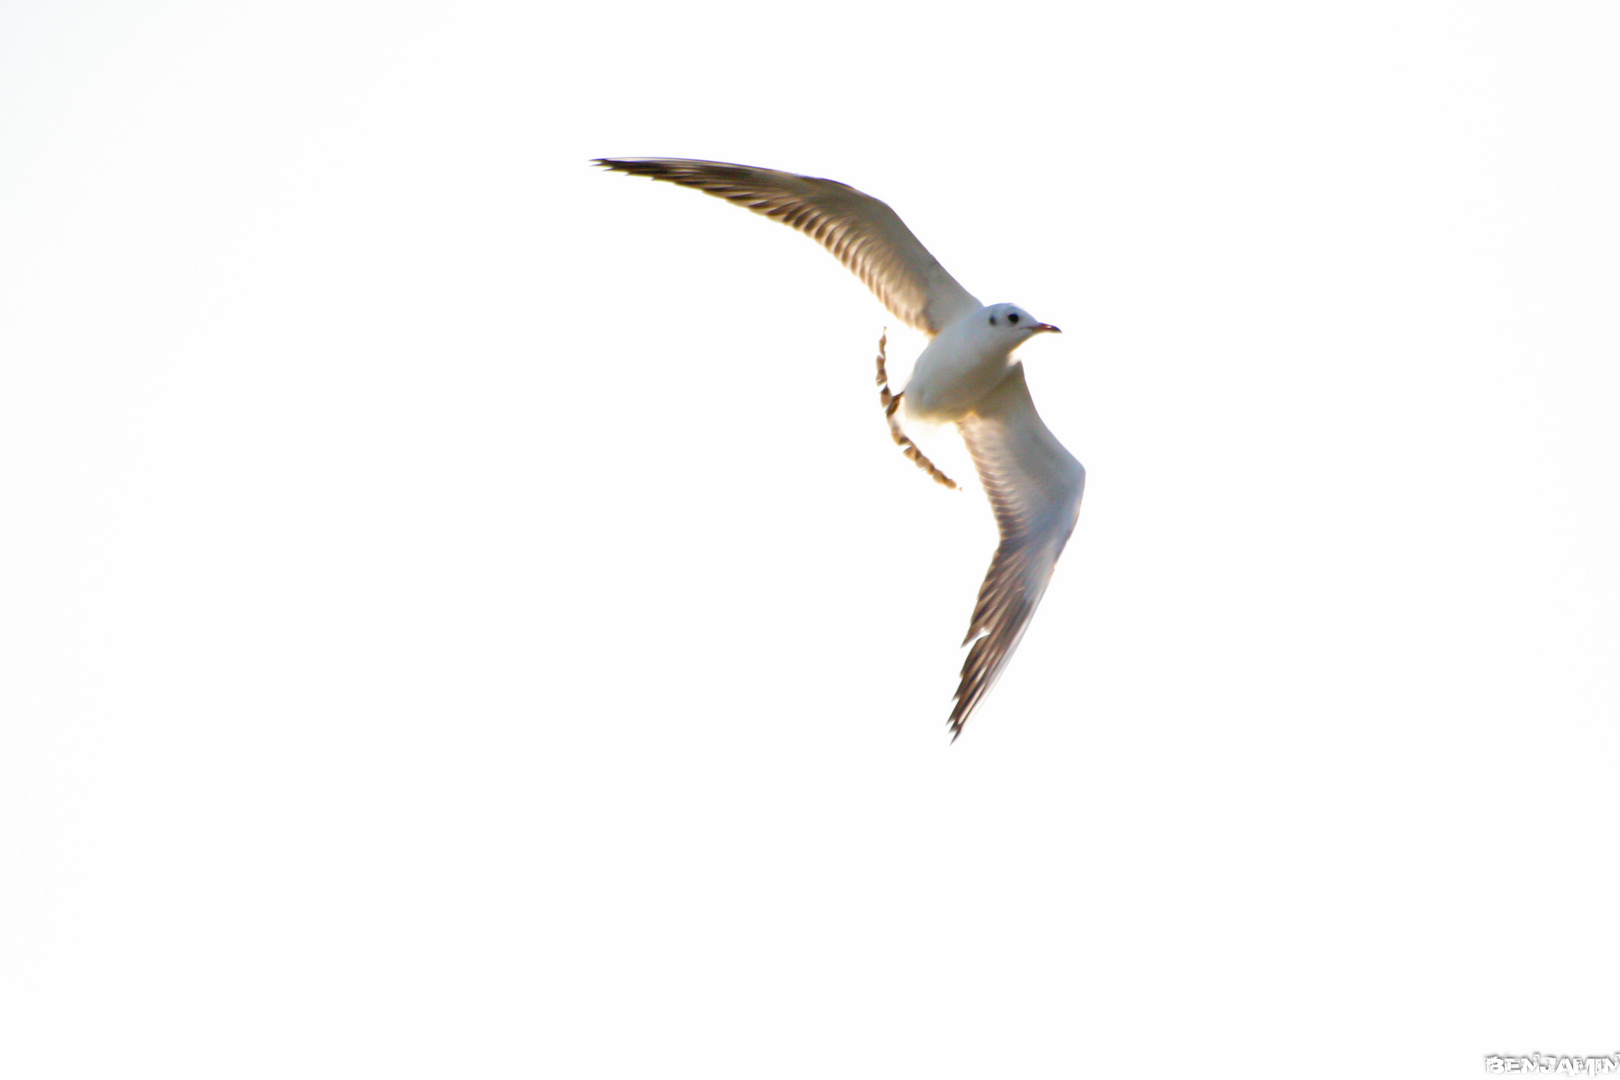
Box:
(950, 365), (1085, 739)
(595, 157), (981, 335)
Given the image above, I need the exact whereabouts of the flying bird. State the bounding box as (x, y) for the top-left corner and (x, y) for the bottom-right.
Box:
(595, 158), (1085, 740)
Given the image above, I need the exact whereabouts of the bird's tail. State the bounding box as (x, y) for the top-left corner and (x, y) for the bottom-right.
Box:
(874, 329), (957, 490)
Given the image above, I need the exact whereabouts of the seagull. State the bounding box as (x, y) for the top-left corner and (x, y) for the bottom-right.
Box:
(595, 158), (1085, 740)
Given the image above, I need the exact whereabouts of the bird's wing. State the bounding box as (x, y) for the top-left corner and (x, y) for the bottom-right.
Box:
(595, 157), (982, 336)
(950, 364), (1085, 739)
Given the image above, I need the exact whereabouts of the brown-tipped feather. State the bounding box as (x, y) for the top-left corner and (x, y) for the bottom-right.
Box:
(874, 330), (957, 489)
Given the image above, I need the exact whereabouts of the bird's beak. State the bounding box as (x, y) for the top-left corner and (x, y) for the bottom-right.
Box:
(1034, 323), (1061, 334)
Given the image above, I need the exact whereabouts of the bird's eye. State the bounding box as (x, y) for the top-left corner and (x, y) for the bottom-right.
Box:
(1008, 312), (1021, 325)
(988, 314), (997, 326)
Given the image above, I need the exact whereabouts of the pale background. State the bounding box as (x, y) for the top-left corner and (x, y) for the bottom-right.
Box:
(2, 2), (1616, 1077)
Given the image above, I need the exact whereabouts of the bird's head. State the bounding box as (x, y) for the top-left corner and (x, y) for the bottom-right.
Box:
(983, 303), (1061, 345)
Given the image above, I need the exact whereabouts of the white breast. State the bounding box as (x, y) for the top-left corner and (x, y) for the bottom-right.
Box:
(901, 306), (1016, 422)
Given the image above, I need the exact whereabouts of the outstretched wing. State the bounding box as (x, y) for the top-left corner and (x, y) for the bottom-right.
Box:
(595, 157), (982, 336)
(950, 365), (1085, 739)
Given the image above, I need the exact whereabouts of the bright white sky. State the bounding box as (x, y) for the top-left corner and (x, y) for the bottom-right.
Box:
(2, 2), (1617, 1077)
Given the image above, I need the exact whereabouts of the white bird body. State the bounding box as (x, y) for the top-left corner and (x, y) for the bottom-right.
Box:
(595, 157), (1086, 739)
(902, 304), (1033, 422)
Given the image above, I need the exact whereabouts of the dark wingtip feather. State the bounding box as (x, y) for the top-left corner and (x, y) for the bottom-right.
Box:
(594, 157), (656, 175)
